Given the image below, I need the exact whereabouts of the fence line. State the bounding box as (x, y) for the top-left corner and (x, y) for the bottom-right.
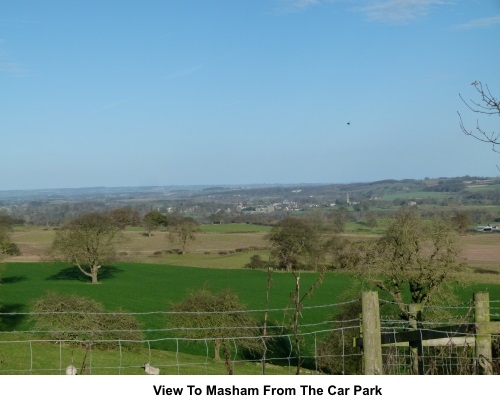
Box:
(0, 300), (359, 317)
(0, 295), (498, 375)
(358, 291), (500, 375)
(0, 329), (360, 375)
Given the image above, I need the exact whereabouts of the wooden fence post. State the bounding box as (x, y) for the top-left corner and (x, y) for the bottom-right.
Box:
(474, 292), (493, 375)
(409, 303), (423, 375)
(362, 291), (383, 375)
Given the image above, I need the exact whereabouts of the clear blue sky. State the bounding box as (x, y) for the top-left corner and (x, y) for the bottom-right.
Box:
(1, 0), (499, 190)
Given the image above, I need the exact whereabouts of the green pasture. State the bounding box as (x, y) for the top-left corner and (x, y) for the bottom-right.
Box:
(134, 249), (271, 269)
(0, 262), (355, 327)
(1, 262), (499, 374)
(0, 262), (355, 374)
(344, 218), (392, 235)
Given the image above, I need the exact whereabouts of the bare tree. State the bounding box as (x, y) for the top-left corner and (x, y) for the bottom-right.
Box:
(458, 81), (500, 166)
(267, 217), (319, 271)
(167, 288), (262, 374)
(50, 212), (121, 284)
(167, 216), (199, 254)
(142, 211), (167, 237)
(31, 292), (143, 350)
(368, 209), (463, 319)
(108, 207), (141, 229)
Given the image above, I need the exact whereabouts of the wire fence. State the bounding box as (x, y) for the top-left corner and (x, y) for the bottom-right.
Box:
(379, 299), (500, 375)
(0, 298), (498, 375)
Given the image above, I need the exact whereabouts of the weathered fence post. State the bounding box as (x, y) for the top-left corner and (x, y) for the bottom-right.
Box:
(362, 291), (383, 375)
(474, 292), (492, 375)
(409, 303), (424, 375)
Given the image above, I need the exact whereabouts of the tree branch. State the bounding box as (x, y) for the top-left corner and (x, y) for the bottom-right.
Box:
(458, 81), (500, 155)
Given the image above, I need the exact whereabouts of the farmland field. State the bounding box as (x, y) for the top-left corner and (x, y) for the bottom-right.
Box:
(8, 224), (500, 275)
(379, 191), (449, 201)
(0, 262), (356, 374)
(1, 261), (499, 374)
(2, 222), (499, 374)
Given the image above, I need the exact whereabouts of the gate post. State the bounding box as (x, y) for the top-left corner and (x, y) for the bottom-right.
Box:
(474, 292), (492, 375)
(362, 291), (383, 375)
(409, 303), (423, 375)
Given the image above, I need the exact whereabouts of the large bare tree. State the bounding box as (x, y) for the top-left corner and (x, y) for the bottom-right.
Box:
(51, 212), (121, 284)
(458, 81), (499, 166)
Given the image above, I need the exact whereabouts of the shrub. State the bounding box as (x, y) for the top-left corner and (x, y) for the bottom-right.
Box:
(244, 254), (268, 269)
(168, 288), (263, 374)
(3, 242), (21, 256)
(30, 292), (143, 351)
(316, 299), (363, 374)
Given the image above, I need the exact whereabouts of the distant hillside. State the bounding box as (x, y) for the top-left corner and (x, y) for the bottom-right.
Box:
(1, 176), (499, 226)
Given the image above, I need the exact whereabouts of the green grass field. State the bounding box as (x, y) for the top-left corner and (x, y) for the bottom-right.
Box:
(0, 262), (356, 374)
(0, 262), (356, 326)
(1, 261), (499, 374)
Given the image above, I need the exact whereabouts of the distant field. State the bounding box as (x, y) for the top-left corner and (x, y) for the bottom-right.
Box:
(379, 191), (448, 201)
(8, 224), (500, 273)
(199, 223), (271, 233)
(465, 183), (500, 191)
(9, 224), (270, 267)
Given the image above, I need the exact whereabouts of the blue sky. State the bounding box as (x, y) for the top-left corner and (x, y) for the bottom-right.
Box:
(1, 0), (499, 190)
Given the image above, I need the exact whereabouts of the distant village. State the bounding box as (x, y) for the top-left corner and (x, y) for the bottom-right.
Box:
(1, 176), (499, 229)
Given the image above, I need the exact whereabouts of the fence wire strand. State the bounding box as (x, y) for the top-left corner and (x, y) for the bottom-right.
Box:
(0, 298), (498, 375)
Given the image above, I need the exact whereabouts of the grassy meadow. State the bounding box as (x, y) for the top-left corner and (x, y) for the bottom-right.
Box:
(0, 262), (357, 374)
(1, 261), (499, 374)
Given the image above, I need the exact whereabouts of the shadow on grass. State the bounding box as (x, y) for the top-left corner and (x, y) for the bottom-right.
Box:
(0, 276), (27, 284)
(239, 323), (317, 372)
(0, 303), (26, 331)
(46, 265), (123, 283)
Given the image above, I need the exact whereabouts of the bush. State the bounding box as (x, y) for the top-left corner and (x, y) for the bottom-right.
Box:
(3, 242), (21, 256)
(168, 288), (263, 374)
(30, 292), (143, 351)
(316, 299), (363, 374)
(244, 254), (268, 269)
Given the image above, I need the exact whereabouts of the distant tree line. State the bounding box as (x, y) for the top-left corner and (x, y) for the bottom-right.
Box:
(423, 178), (466, 192)
(1, 176), (500, 227)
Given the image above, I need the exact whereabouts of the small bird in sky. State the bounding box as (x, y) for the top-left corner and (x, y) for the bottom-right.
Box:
(347, 122), (351, 125)
(471, 80), (478, 86)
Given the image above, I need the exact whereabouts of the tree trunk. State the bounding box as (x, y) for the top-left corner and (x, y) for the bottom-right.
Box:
(222, 342), (233, 375)
(76, 263), (100, 284)
(293, 275), (301, 375)
(90, 264), (100, 284)
(214, 340), (221, 361)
